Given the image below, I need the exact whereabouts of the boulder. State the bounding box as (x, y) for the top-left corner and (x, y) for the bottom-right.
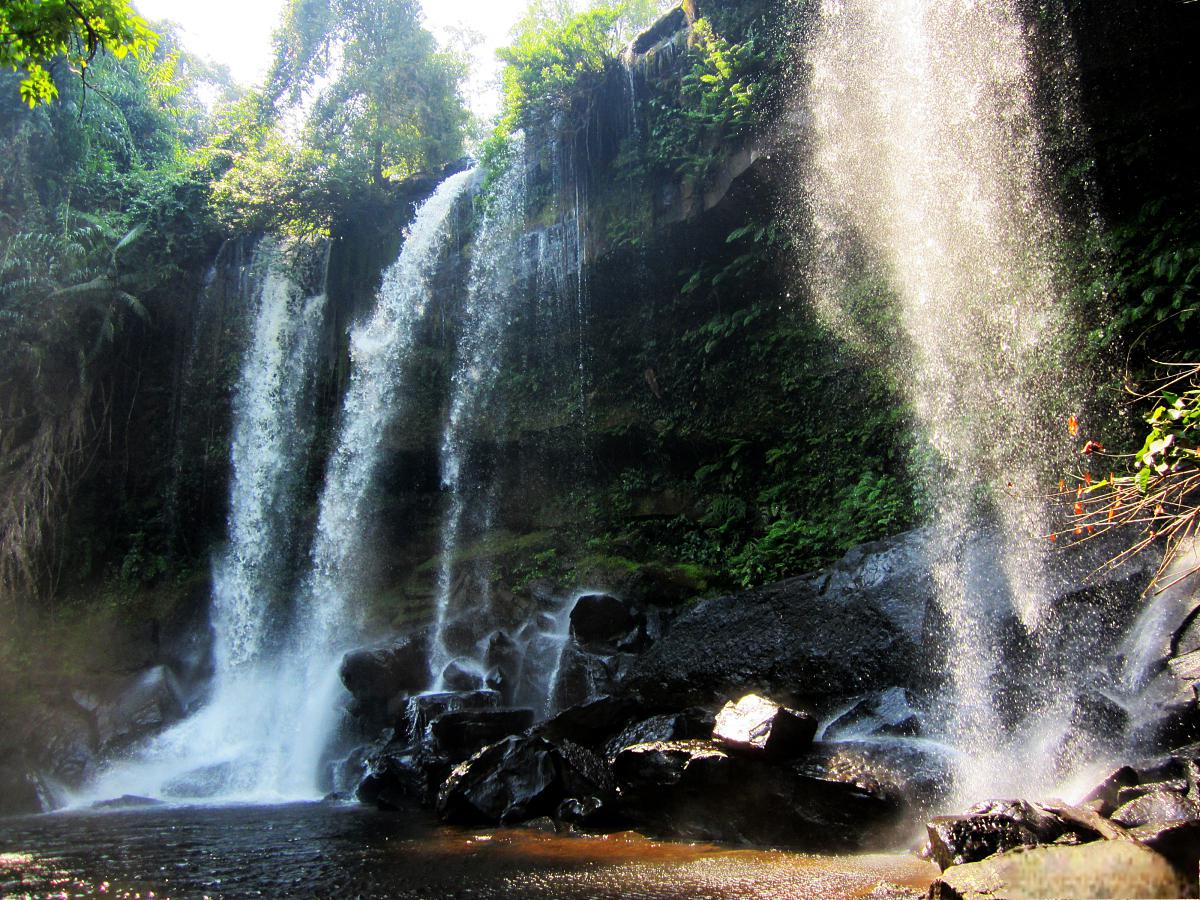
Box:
(712, 694), (816, 759)
(534, 695), (643, 750)
(408, 690), (500, 738)
(1081, 765), (1140, 817)
(925, 800), (1070, 870)
(619, 537), (924, 709)
(0, 763), (43, 816)
(94, 666), (184, 753)
(1131, 819), (1200, 886)
(612, 739), (901, 849)
(603, 709), (714, 760)
(436, 735), (613, 825)
(928, 840), (1188, 900)
(802, 740), (953, 817)
(1110, 789), (1200, 828)
(484, 631), (522, 703)
(430, 708), (536, 762)
(822, 688), (923, 740)
(340, 632), (431, 716)
(440, 659), (485, 693)
(357, 747), (443, 810)
(569, 593), (642, 651)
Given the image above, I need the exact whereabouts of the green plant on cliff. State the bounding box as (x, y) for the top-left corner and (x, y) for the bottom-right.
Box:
(497, 3), (624, 134)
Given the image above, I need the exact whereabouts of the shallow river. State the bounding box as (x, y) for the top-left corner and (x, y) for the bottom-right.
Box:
(0, 803), (937, 899)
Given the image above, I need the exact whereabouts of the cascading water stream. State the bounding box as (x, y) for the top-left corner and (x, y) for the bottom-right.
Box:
(429, 137), (528, 690)
(81, 242), (328, 804)
(80, 171), (474, 804)
(271, 167), (477, 792)
(806, 0), (1093, 802)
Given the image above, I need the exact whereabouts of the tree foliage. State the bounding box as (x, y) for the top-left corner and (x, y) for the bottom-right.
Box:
(0, 0), (157, 106)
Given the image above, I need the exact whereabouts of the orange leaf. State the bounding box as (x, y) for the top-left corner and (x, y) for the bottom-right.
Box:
(1074, 526), (1083, 535)
(1058, 479), (1066, 493)
(1074, 502), (1084, 516)
(1084, 472), (1093, 485)
(1068, 415), (1079, 437)
(1046, 533), (1058, 542)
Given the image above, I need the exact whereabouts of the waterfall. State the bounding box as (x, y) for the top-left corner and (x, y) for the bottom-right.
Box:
(429, 137), (528, 690)
(80, 241), (328, 804)
(806, 0), (1094, 802)
(272, 167), (477, 791)
(80, 170), (474, 804)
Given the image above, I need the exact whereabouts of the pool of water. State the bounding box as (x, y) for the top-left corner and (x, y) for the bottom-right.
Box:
(0, 802), (937, 899)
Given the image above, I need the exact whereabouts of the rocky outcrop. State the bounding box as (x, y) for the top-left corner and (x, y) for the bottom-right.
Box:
(620, 533), (929, 710)
(339, 631), (431, 730)
(928, 840), (1189, 900)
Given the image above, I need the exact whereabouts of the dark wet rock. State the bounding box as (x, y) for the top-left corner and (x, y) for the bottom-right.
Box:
(570, 593), (643, 651)
(1110, 789), (1200, 827)
(1115, 779), (1187, 807)
(357, 748), (442, 809)
(484, 631), (522, 703)
(929, 840), (1187, 900)
(437, 734), (614, 825)
(340, 632), (431, 721)
(1131, 819), (1200, 885)
(534, 695), (643, 750)
(801, 740), (953, 817)
(823, 688), (923, 740)
(408, 690), (500, 735)
(557, 795), (611, 831)
(94, 666), (185, 753)
(30, 705), (97, 788)
(430, 708), (536, 762)
(163, 762), (237, 798)
(603, 709), (714, 760)
(1081, 765), (1140, 817)
(441, 659), (485, 693)
(91, 795), (165, 810)
(925, 800), (1070, 870)
(620, 536), (925, 709)
(712, 694), (816, 759)
(612, 739), (900, 849)
(550, 644), (610, 711)
(0, 763), (43, 816)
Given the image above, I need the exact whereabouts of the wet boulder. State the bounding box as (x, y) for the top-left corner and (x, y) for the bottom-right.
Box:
(440, 659), (485, 693)
(430, 707), (536, 762)
(801, 740), (953, 817)
(0, 763), (43, 815)
(925, 800), (1071, 870)
(612, 739), (901, 849)
(712, 694), (816, 759)
(483, 631), (522, 703)
(93, 666), (185, 753)
(929, 840), (1188, 900)
(822, 688), (923, 739)
(340, 632), (431, 724)
(1110, 788), (1200, 828)
(1131, 819), (1200, 885)
(437, 735), (613, 825)
(1081, 765), (1140, 816)
(620, 543), (922, 709)
(534, 695), (643, 750)
(603, 709), (714, 760)
(357, 747), (442, 809)
(569, 593), (643, 651)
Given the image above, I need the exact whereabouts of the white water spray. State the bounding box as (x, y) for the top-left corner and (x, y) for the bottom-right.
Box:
(807, 0), (1090, 802)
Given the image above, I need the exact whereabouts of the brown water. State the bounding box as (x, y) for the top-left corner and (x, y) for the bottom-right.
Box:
(0, 803), (937, 899)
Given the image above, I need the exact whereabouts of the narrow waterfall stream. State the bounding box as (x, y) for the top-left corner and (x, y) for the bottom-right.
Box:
(429, 140), (528, 691)
(806, 0), (1102, 803)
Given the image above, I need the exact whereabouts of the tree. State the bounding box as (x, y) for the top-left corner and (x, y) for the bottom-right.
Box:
(268, 0), (468, 188)
(0, 0), (157, 107)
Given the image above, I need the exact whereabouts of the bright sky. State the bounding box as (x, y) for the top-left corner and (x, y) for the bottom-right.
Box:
(134, 0), (531, 120)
